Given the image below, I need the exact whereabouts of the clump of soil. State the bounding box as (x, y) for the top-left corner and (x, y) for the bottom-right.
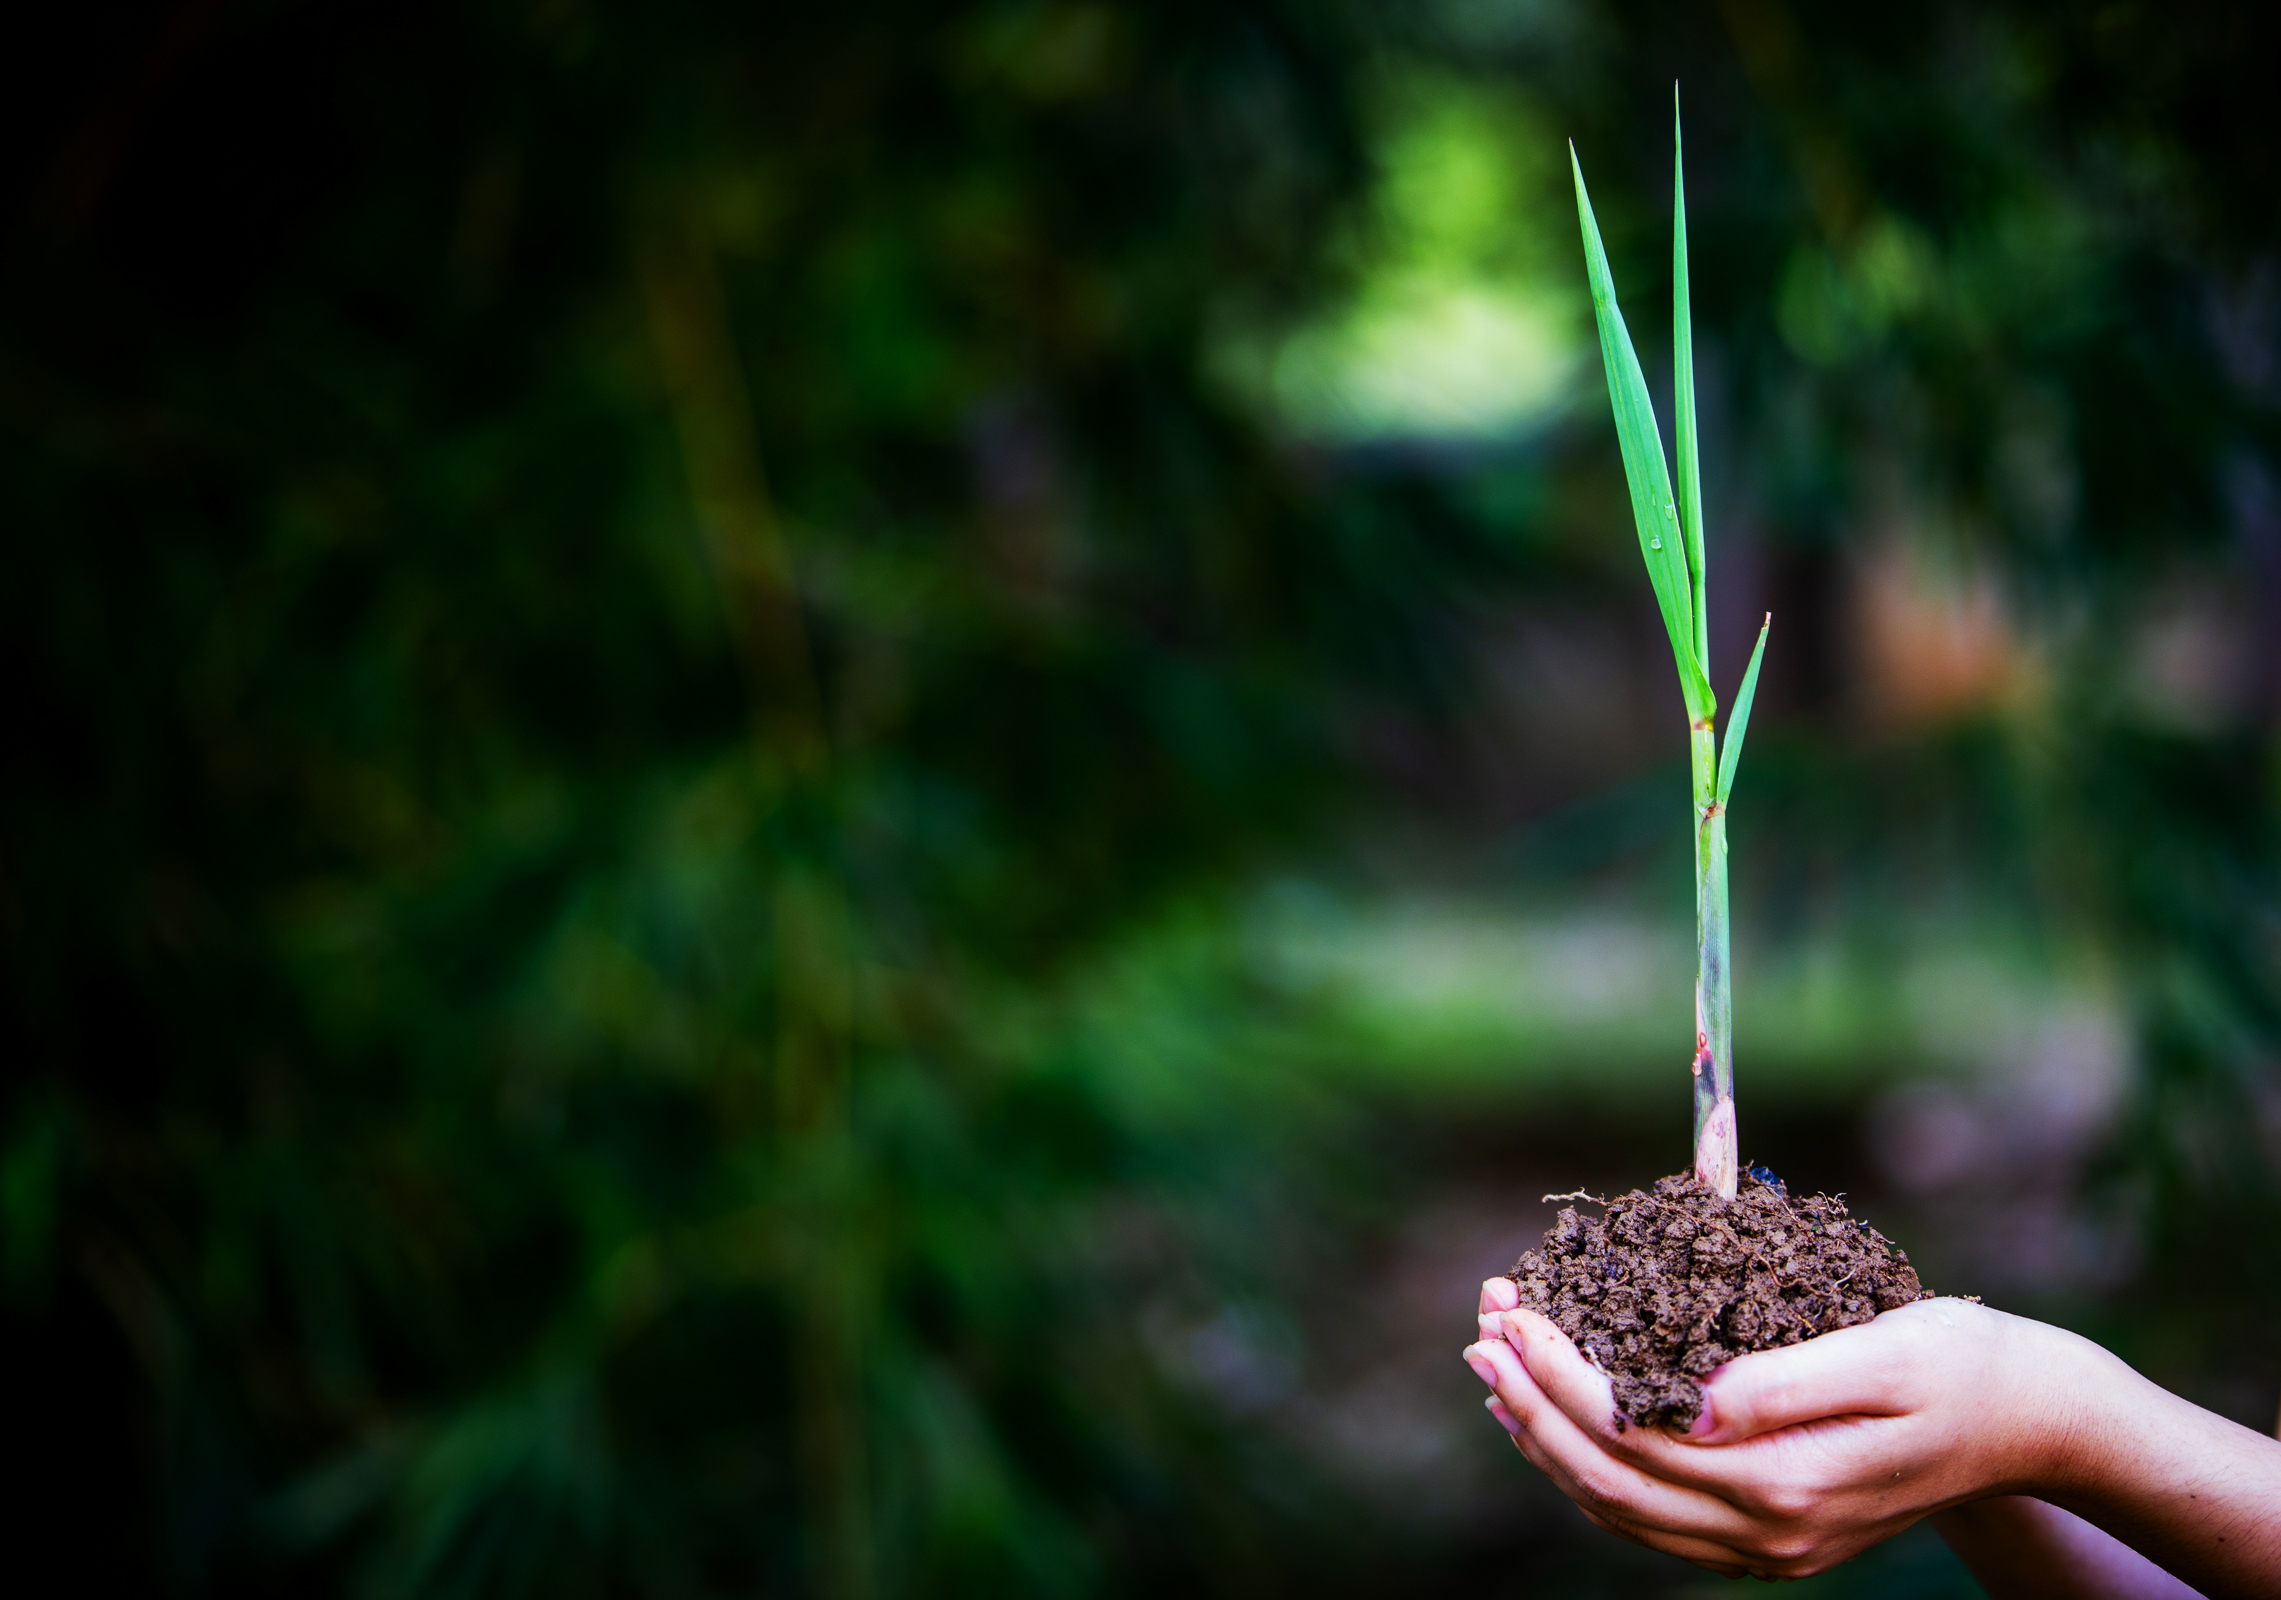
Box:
(1506, 1167), (1937, 1430)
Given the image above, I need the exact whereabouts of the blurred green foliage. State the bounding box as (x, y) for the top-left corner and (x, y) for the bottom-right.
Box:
(9, 2), (2281, 1597)
(0, 4), (1456, 1592)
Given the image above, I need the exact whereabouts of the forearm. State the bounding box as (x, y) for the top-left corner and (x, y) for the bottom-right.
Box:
(1935, 1497), (2205, 1599)
(2024, 1334), (2281, 1598)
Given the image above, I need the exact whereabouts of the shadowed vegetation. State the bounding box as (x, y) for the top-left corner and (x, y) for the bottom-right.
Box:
(7, 3), (2281, 1596)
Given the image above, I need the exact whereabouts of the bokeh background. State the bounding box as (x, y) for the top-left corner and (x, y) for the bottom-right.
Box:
(8, 1), (2281, 1594)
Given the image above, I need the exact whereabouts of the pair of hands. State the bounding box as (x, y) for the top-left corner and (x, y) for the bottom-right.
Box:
(1462, 1278), (2072, 1581)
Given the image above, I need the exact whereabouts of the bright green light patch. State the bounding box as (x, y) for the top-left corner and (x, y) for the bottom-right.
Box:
(1268, 279), (1575, 440)
(1224, 76), (1584, 443)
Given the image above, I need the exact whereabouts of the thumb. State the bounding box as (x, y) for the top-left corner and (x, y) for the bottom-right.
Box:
(1691, 1317), (1920, 1445)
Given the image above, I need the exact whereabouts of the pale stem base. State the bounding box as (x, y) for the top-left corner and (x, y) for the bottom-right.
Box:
(1690, 725), (1737, 1198)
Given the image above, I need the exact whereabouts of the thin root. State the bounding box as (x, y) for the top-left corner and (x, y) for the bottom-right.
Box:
(1542, 1189), (1609, 1206)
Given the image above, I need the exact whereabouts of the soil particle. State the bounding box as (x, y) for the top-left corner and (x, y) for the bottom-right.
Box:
(1506, 1168), (1937, 1430)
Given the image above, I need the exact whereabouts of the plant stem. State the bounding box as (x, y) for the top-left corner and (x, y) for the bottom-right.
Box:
(1574, 107), (1758, 1199)
(1690, 720), (1737, 1197)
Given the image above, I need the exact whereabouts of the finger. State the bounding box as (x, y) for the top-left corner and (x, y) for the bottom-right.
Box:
(1468, 1336), (1758, 1549)
(1477, 1276), (1520, 1341)
(1497, 1308), (1618, 1436)
(1546, 1468), (1759, 1574)
(1579, 1502), (1759, 1573)
(1501, 1305), (1714, 1477)
(1485, 1350), (1575, 1486)
(1487, 1365), (1756, 1572)
(1494, 1309), (1773, 1490)
(1691, 1316), (1921, 1445)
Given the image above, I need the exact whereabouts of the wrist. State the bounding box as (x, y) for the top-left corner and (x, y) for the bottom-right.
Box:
(1962, 1307), (2114, 1503)
(1993, 1317), (2152, 1506)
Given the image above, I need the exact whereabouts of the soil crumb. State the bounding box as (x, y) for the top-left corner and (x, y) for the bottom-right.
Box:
(1506, 1168), (1937, 1430)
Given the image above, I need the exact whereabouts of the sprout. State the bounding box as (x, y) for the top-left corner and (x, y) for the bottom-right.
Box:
(1571, 90), (1768, 1199)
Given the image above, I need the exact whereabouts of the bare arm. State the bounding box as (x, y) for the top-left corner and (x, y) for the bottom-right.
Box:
(1463, 1278), (2281, 1596)
(1935, 1497), (2205, 1599)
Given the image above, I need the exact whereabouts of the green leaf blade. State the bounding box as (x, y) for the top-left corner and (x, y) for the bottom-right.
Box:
(1715, 614), (1771, 806)
(1673, 88), (1708, 678)
(1571, 145), (1711, 720)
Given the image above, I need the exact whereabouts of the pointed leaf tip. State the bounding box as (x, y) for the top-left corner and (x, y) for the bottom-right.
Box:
(1715, 615), (1771, 807)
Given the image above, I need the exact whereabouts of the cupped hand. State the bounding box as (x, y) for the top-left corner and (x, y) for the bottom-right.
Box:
(1464, 1277), (2086, 1580)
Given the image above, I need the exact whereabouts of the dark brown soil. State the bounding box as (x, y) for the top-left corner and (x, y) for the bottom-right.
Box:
(1506, 1168), (1938, 1430)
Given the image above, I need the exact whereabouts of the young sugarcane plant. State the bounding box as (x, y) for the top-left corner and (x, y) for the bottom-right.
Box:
(1571, 95), (1768, 1201)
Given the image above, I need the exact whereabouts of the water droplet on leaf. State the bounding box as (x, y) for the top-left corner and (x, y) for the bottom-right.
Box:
(1650, 537), (1662, 549)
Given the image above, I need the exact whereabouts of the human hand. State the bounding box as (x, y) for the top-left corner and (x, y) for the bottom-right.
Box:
(1464, 1277), (2086, 1580)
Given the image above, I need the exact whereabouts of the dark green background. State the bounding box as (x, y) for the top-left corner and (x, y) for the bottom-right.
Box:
(7, 2), (2280, 1594)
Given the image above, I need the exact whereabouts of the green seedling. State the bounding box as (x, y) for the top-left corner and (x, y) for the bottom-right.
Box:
(1572, 91), (1767, 1200)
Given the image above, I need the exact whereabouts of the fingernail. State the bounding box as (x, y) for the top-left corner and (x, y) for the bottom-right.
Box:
(1687, 1402), (1717, 1439)
(1484, 1395), (1521, 1436)
(1463, 1349), (1497, 1389)
(1477, 1312), (1505, 1341)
